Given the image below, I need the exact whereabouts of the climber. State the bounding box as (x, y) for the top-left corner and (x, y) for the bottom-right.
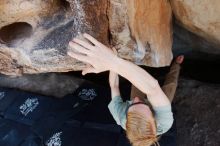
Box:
(68, 33), (184, 146)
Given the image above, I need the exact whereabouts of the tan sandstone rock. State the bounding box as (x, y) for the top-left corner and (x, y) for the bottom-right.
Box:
(0, 0), (173, 76)
(0, 0), (61, 28)
(108, 0), (173, 67)
(0, 0), (109, 76)
(170, 0), (220, 48)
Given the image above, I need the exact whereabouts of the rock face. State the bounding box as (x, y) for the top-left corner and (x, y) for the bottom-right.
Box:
(170, 0), (220, 48)
(173, 23), (220, 55)
(0, 0), (109, 76)
(108, 0), (173, 67)
(0, 0), (61, 28)
(0, 73), (85, 98)
(0, 0), (173, 76)
(174, 78), (220, 146)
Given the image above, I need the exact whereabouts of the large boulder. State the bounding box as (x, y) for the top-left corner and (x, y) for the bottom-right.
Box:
(172, 23), (220, 55)
(108, 0), (173, 67)
(170, 0), (220, 49)
(0, 73), (85, 98)
(0, 0), (109, 76)
(0, 0), (61, 28)
(0, 0), (173, 76)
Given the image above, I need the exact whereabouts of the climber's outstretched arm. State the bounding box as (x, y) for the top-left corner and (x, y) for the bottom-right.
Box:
(68, 33), (170, 107)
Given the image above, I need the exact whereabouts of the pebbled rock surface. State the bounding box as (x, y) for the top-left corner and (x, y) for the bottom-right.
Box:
(174, 78), (220, 146)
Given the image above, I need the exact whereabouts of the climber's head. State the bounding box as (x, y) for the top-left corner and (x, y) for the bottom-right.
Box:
(126, 96), (158, 146)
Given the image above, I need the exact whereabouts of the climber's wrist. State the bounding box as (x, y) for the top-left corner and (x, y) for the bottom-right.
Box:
(108, 55), (122, 71)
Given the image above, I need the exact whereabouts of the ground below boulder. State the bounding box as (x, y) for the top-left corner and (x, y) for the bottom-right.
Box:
(174, 78), (220, 146)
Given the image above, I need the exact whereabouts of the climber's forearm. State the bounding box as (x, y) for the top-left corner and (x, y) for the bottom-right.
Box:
(110, 86), (121, 99)
(109, 57), (157, 95)
(109, 57), (171, 107)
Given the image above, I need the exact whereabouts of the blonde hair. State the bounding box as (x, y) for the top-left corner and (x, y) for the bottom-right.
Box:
(126, 111), (159, 146)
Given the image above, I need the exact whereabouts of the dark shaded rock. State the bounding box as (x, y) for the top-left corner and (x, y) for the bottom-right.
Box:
(0, 73), (85, 98)
(174, 78), (220, 146)
(173, 22), (220, 55)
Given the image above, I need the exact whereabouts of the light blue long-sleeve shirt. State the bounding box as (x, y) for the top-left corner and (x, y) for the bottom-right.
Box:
(108, 96), (174, 135)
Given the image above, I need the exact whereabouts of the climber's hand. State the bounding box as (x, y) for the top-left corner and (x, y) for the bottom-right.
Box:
(68, 33), (118, 75)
